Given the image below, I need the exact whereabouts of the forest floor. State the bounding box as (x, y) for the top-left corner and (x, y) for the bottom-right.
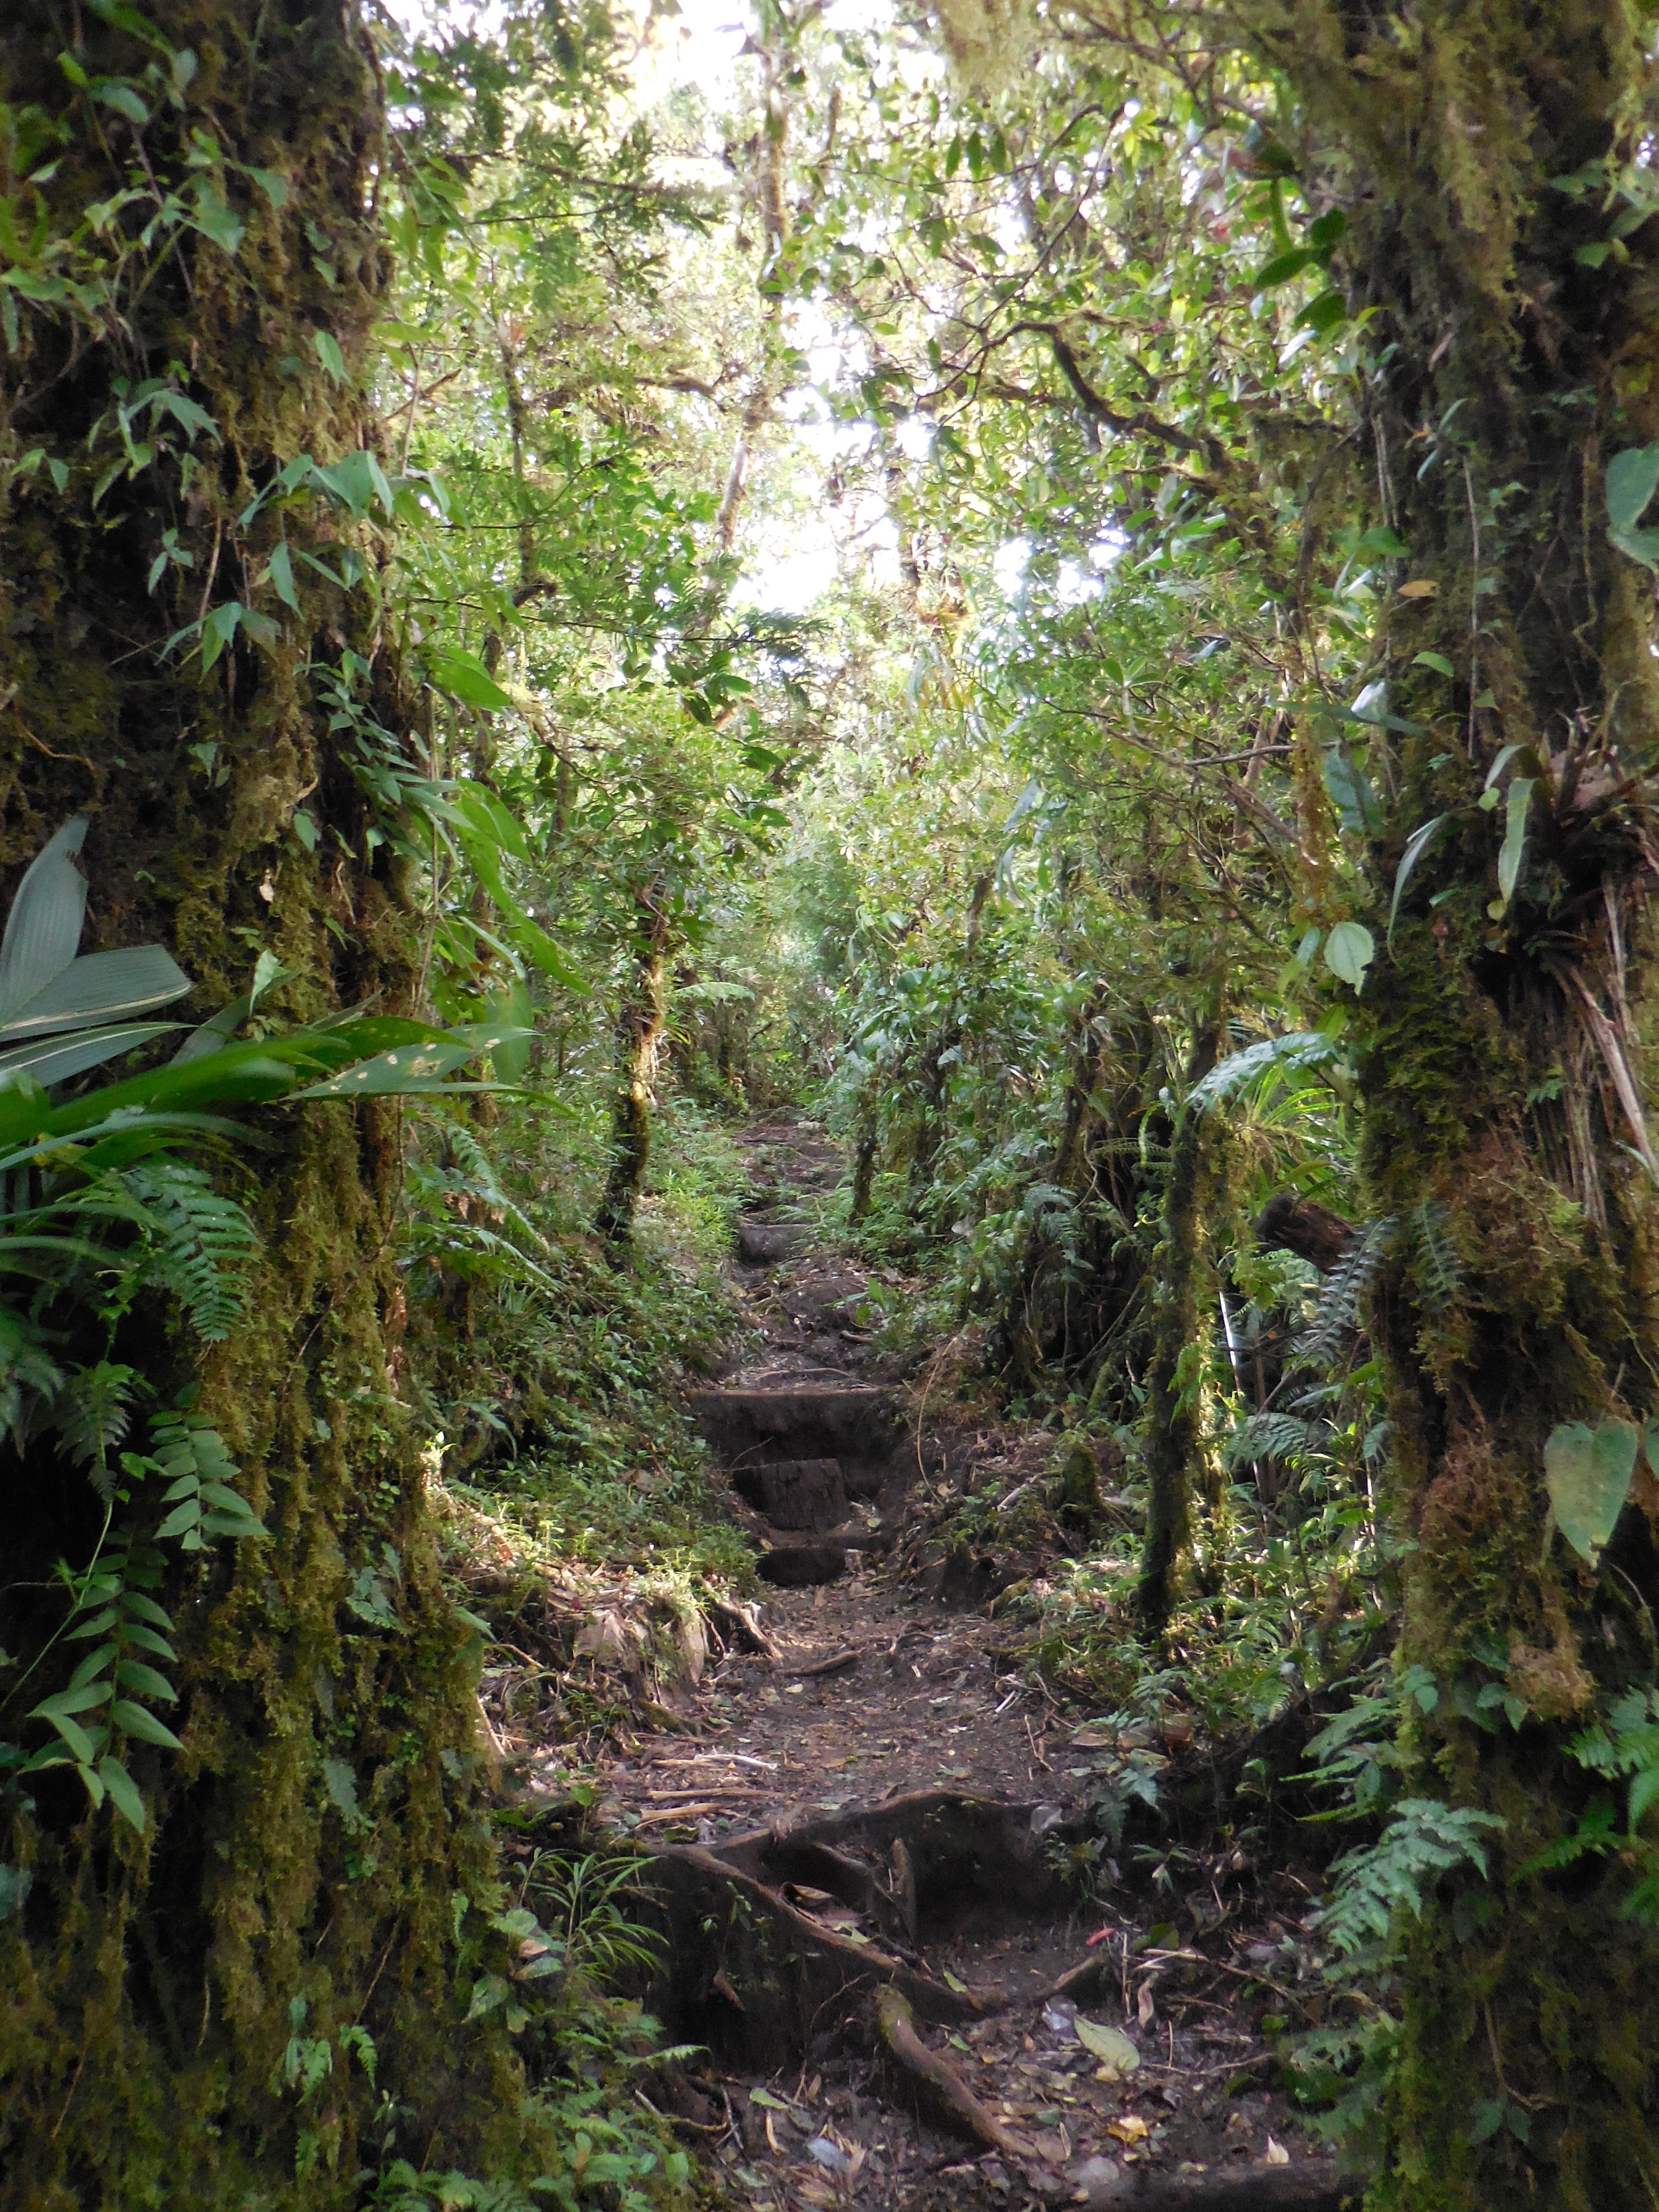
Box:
(506, 1116), (1357, 2212)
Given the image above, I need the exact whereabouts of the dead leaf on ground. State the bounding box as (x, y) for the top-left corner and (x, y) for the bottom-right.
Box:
(1074, 2019), (1139, 2076)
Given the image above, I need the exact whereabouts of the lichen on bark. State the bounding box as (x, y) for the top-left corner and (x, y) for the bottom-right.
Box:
(0, 4), (531, 2201)
(1240, 0), (1659, 2198)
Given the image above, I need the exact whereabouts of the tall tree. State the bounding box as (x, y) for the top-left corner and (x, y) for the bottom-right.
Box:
(0, 4), (521, 2199)
(1054, 0), (1659, 2197)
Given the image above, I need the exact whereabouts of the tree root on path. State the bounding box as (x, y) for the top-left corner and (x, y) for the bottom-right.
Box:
(1068, 2166), (1360, 2209)
(636, 1840), (991, 2069)
(876, 1987), (1028, 2158)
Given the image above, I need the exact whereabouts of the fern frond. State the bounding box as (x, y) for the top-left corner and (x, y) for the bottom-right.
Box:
(124, 1161), (258, 1342)
(1406, 1197), (1465, 1315)
(439, 1123), (551, 1251)
(1226, 1411), (1319, 1467)
(1295, 1216), (1396, 1368)
(54, 1359), (139, 1499)
(1317, 1798), (1505, 1956)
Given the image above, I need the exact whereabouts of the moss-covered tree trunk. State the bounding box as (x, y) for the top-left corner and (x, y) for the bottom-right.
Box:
(998, 981), (1110, 1392)
(597, 889), (672, 1244)
(1256, 1), (1659, 2199)
(0, 5), (520, 2202)
(1137, 1013), (1222, 1634)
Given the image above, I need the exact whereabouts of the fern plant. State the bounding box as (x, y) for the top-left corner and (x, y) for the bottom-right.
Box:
(0, 818), (528, 1834)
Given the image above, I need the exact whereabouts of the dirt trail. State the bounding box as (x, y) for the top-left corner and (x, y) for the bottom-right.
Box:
(586, 1119), (1356, 2212)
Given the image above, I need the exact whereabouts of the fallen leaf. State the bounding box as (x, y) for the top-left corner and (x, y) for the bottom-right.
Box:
(1397, 578), (1439, 598)
(1108, 2115), (1151, 2146)
(1033, 2126), (1071, 2166)
(1074, 2018), (1139, 2076)
(1136, 1982), (1157, 2029)
(1263, 2136), (1290, 2166)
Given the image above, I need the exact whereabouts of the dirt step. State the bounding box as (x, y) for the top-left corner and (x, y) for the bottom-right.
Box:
(737, 1220), (810, 1264)
(757, 1535), (884, 1587)
(731, 1455), (848, 1530)
(691, 1385), (904, 1494)
(632, 1791), (1062, 2067)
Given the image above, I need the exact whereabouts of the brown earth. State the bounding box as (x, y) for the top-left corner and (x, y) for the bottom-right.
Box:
(514, 1118), (1360, 2212)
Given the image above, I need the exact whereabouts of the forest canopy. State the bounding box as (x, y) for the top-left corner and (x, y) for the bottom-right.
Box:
(3, 0), (1659, 2207)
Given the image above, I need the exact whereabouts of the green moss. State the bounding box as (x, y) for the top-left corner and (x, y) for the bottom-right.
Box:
(0, 4), (543, 2202)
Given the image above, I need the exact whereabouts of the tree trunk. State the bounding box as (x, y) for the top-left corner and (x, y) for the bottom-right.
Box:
(597, 889), (672, 1244)
(1138, 1013), (1223, 1634)
(0, 5), (519, 2201)
(998, 981), (1110, 1390)
(849, 1080), (881, 1222)
(908, 869), (992, 1217)
(1256, 1), (1659, 2197)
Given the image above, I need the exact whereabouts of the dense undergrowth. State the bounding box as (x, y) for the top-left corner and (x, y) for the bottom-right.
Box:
(7, 0), (1659, 2199)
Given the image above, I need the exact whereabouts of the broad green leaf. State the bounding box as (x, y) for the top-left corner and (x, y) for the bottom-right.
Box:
(1074, 2018), (1139, 2075)
(512, 919), (586, 993)
(1546, 1420), (1637, 1564)
(1323, 921), (1375, 992)
(1255, 248), (1317, 287)
(33, 1706), (98, 1764)
(323, 1755), (360, 1818)
(1189, 1031), (1344, 1109)
(113, 1660), (177, 1702)
(0, 1021), (181, 1088)
(465, 1973), (510, 2022)
(313, 329), (347, 384)
(1, 944), (190, 1039)
(429, 648), (513, 713)
(452, 780), (532, 861)
(1388, 815), (1448, 946)
(1496, 778), (1534, 908)
(1309, 208), (1346, 252)
(99, 1755), (147, 1830)
(94, 79), (149, 125)
(173, 954), (291, 1064)
(293, 1039), (479, 1098)
(1610, 523), (1659, 571)
(0, 816), (89, 1020)
(111, 1700), (184, 1749)
(188, 181), (244, 257)
(1322, 745), (1384, 836)
(1413, 652), (1456, 678)
(1607, 443), (1659, 534)
(33, 1680), (113, 1719)
(268, 538), (298, 611)
(1297, 287), (1348, 335)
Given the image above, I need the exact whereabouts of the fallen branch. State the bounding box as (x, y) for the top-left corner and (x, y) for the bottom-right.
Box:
(1067, 2162), (1358, 2209)
(634, 1840), (991, 2066)
(788, 1647), (861, 1678)
(875, 1987), (1027, 2161)
(708, 1596), (780, 1663)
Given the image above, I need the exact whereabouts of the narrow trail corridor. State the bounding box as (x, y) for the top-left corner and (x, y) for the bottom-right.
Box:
(576, 1122), (1354, 2212)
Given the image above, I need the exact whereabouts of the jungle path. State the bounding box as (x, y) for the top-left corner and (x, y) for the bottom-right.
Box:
(591, 1118), (1355, 2212)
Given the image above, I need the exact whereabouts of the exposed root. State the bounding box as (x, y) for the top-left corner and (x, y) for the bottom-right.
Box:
(875, 1987), (1027, 2160)
(636, 1839), (991, 2067)
(1070, 2164), (1359, 2208)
